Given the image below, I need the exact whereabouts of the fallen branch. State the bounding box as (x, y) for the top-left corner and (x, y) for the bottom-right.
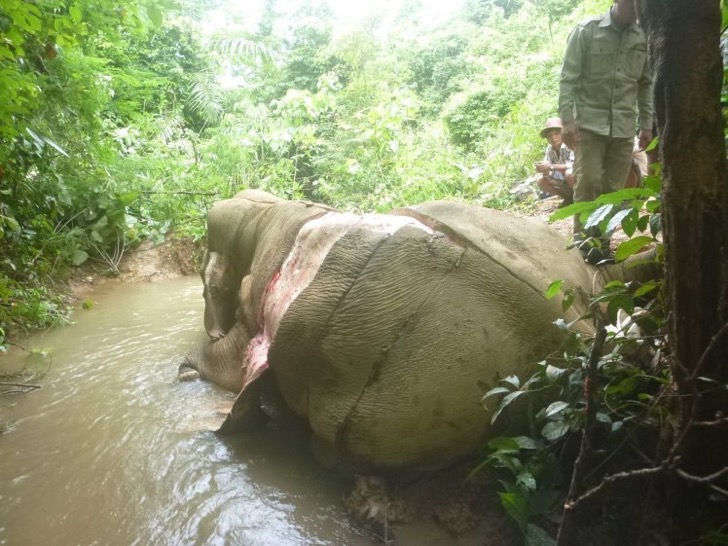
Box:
(6, 341), (33, 353)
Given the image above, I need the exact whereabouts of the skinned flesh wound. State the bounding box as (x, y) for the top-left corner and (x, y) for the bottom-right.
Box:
(240, 212), (436, 389)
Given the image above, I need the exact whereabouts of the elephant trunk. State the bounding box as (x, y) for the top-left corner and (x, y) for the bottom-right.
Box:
(178, 347), (202, 382)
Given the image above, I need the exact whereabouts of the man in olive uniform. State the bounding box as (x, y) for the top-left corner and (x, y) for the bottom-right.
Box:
(559, 0), (653, 264)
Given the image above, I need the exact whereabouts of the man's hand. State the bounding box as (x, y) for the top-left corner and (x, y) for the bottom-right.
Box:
(562, 120), (580, 150)
(535, 161), (551, 174)
(638, 129), (654, 151)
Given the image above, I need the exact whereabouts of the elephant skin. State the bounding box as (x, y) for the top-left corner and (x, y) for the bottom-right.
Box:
(182, 189), (639, 471)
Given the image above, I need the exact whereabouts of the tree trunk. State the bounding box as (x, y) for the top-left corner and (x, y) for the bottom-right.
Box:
(640, 0), (728, 476)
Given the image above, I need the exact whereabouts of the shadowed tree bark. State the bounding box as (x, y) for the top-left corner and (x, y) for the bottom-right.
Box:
(557, 1), (728, 544)
(643, 0), (728, 470)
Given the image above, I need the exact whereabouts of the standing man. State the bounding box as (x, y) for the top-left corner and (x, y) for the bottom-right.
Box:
(559, 0), (653, 264)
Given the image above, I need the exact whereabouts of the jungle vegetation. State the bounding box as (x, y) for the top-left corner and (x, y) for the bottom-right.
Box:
(1, 0), (727, 544)
(0, 0), (596, 338)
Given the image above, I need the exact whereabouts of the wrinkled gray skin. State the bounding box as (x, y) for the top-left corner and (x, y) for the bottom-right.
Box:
(180, 189), (657, 472)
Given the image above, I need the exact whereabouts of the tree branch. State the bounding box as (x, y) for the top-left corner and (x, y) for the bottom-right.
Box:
(556, 317), (607, 546)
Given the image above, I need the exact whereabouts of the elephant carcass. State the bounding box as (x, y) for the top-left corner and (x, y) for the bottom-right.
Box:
(185, 190), (598, 471)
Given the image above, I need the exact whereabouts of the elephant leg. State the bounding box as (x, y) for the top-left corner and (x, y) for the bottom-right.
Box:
(216, 370), (270, 433)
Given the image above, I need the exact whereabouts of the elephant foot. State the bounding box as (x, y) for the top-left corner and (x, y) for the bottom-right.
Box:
(216, 374), (269, 434)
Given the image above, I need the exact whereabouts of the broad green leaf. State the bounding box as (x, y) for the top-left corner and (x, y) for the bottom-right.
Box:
(545, 280), (563, 300)
(517, 470), (537, 491)
(562, 289), (575, 312)
(615, 236), (654, 261)
(549, 201), (595, 221)
(544, 400), (569, 418)
(513, 436), (541, 450)
(502, 375), (520, 389)
(525, 524), (557, 546)
(498, 492), (529, 528)
(636, 214), (650, 232)
(584, 204), (614, 231)
(649, 214), (662, 237)
(644, 174), (662, 193)
(72, 249), (89, 266)
(117, 192), (138, 206)
(70, 5), (83, 22)
(491, 390), (527, 424)
(541, 420), (570, 440)
(594, 187), (655, 203)
(481, 386), (513, 404)
(488, 436), (521, 452)
(633, 280), (658, 297)
(545, 365), (566, 381)
(621, 208), (640, 237)
(607, 294), (635, 321)
(2, 216), (20, 232)
(605, 207), (634, 235)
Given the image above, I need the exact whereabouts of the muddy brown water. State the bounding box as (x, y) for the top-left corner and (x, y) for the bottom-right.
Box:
(0, 276), (487, 546)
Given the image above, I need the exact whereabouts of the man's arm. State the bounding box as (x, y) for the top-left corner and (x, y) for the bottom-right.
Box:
(559, 26), (585, 149)
(637, 55), (655, 149)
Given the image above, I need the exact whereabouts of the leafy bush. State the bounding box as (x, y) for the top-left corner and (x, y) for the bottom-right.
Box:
(475, 171), (665, 545)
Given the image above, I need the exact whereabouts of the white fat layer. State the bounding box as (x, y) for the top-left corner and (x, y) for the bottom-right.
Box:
(241, 211), (434, 389)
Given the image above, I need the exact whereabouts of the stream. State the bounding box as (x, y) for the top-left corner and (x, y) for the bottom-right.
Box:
(0, 276), (489, 545)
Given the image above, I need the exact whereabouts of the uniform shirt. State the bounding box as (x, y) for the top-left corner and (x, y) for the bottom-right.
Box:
(544, 143), (574, 181)
(558, 9), (654, 139)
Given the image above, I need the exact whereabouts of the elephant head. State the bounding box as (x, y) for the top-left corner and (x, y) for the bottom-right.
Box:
(181, 190), (656, 472)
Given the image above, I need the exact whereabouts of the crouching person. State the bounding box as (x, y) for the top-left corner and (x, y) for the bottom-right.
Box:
(535, 117), (574, 206)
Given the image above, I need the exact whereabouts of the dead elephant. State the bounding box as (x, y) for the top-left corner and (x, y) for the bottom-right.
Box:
(179, 189), (653, 472)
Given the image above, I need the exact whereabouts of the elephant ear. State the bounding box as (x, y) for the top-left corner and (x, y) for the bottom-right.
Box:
(201, 251), (238, 338)
(241, 201), (331, 324)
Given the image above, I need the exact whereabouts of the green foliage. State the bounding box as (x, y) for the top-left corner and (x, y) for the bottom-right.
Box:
(0, 0), (210, 345)
(476, 177), (666, 543)
(406, 34), (470, 115)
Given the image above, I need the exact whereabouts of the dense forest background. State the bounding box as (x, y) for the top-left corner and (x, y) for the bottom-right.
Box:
(0, 0), (606, 339)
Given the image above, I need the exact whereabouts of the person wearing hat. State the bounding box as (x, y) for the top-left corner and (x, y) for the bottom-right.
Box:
(535, 117), (574, 205)
(558, 0), (653, 264)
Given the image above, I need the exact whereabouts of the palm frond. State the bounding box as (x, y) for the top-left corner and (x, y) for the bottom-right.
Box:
(186, 81), (224, 126)
(209, 37), (278, 66)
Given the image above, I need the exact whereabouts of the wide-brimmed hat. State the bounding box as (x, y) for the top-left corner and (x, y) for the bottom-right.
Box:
(540, 117), (563, 138)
